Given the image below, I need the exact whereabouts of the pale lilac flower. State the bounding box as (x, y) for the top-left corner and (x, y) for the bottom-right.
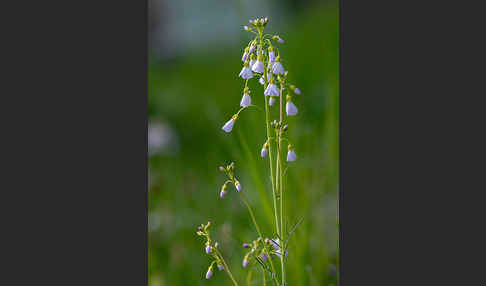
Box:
(244, 25), (250, 31)
(268, 50), (275, 63)
(238, 62), (253, 79)
(205, 245), (212, 254)
(286, 147), (297, 162)
(252, 56), (264, 73)
(270, 238), (288, 258)
(206, 267), (213, 279)
(294, 87), (301, 95)
(272, 59), (285, 75)
(264, 82), (279, 97)
(222, 118), (235, 133)
(286, 100), (298, 116)
(242, 258), (249, 267)
(242, 243), (250, 248)
(217, 264), (224, 271)
(240, 92), (251, 107)
(269, 97), (276, 106)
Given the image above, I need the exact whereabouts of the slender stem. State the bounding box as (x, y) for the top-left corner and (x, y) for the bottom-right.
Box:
(240, 193), (279, 286)
(278, 84), (286, 286)
(258, 25), (280, 243)
(214, 248), (239, 286)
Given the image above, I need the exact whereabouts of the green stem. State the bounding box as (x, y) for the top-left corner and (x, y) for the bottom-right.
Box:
(214, 248), (239, 286)
(258, 24), (280, 244)
(278, 84), (286, 286)
(240, 193), (280, 286)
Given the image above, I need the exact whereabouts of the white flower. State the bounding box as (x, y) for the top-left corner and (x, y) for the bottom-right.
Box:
(238, 63), (253, 79)
(222, 117), (236, 133)
(259, 76), (265, 85)
(264, 83), (279, 97)
(252, 59), (264, 73)
(269, 97), (276, 106)
(272, 61), (285, 75)
(240, 93), (251, 107)
(286, 100), (298, 116)
(287, 148), (297, 162)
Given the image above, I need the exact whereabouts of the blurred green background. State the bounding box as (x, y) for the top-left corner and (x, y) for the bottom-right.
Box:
(148, 0), (338, 285)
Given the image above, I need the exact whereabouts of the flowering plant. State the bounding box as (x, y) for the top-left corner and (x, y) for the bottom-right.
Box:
(196, 17), (302, 286)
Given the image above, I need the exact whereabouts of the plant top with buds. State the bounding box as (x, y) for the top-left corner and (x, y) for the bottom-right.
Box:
(197, 17), (304, 286)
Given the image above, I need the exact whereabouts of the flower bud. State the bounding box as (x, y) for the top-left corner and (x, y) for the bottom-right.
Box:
(242, 257), (249, 267)
(272, 35), (284, 43)
(287, 145), (297, 162)
(242, 243), (250, 248)
(261, 142), (268, 158)
(205, 244), (212, 254)
(196, 231), (203, 236)
(217, 264), (224, 271)
(214, 242), (219, 248)
(283, 124), (289, 132)
(218, 166), (225, 172)
(220, 189), (227, 198)
(206, 266), (214, 279)
(269, 97), (276, 106)
(262, 253), (268, 261)
(235, 180), (242, 192)
(244, 25), (250, 31)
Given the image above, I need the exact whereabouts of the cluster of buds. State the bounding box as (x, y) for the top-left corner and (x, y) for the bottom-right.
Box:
(218, 162), (242, 198)
(196, 222), (225, 279)
(248, 17), (268, 28)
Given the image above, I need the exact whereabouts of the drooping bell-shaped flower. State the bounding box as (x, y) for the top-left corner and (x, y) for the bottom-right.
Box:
(241, 47), (249, 62)
(286, 145), (297, 162)
(286, 95), (298, 116)
(268, 46), (276, 63)
(264, 78), (280, 97)
(272, 56), (285, 75)
(249, 54), (256, 69)
(206, 266), (214, 279)
(238, 61), (253, 79)
(251, 55), (264, 73)
(240, 87), (251, 107)
(222, 114), (238, 133)
(269, 96), (276, 106)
